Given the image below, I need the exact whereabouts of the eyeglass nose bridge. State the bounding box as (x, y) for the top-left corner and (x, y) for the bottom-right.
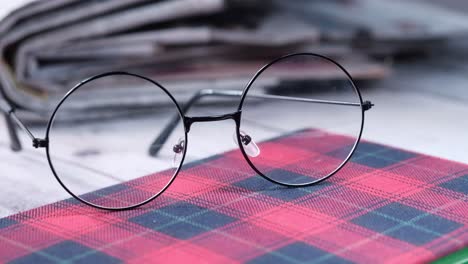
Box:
(183, 111), (241, 133)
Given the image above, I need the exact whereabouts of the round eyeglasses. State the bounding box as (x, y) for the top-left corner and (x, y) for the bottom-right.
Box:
(1, 53), (373, 210)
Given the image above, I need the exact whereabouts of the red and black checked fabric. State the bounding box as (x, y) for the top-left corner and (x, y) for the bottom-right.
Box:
(0, 129), (467, 263)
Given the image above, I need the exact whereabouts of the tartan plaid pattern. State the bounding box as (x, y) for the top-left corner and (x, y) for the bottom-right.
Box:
(0, 129), (467, 263)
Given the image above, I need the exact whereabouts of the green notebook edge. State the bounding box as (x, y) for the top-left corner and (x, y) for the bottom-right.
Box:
(433, 248), (468, 264)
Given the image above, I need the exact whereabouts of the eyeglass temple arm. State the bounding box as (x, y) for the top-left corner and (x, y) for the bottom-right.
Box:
(0, 98), (45, 151)
(148, 89), (373, 157)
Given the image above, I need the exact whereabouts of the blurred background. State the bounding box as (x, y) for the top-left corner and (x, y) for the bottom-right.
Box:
(0, 0), (467, 215)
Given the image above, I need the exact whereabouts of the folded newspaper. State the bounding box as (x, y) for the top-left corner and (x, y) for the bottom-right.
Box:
(0, 0), (467, 122)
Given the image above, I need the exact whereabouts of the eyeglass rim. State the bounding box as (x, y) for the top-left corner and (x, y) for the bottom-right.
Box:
(235, 52), (366, 187)
(44, 71), (189, 211)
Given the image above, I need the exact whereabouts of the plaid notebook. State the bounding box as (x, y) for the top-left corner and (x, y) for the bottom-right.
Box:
(0, 129), (467, 263)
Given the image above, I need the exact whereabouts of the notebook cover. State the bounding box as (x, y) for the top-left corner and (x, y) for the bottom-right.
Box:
(0, 129), (466, 263)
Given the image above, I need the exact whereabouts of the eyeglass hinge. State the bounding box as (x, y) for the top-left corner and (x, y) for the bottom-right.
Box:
(32, 138), (48, 148)
(363, 101), (374, 111)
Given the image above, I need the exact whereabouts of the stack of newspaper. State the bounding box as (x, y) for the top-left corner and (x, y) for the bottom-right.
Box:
(1, 0), (467, 121)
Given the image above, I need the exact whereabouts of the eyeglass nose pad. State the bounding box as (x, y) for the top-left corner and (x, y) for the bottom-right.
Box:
(172, 138), (185, 168)
(233, 130), (260, 157)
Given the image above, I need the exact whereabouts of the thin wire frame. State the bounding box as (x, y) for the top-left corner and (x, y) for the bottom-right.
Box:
(44, 72), (189, 210)
(235, 53), (366, 187)
(1, 52), (373, 211)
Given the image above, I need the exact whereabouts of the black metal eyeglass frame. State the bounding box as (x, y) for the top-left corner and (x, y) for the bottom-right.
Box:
(0, 53), (373, 210)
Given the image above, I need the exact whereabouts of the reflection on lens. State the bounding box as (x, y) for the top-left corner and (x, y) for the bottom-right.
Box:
(47, 73), (185, 209)
(239, 54), (363, 185)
